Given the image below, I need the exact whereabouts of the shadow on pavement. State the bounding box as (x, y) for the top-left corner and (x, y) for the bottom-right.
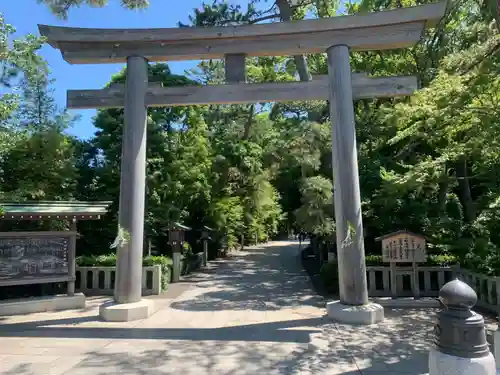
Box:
(0, 309), (433, 375)
(0, 315), (325, 343)
(169, 243), (324, 312)
(0, 242), (435, 374)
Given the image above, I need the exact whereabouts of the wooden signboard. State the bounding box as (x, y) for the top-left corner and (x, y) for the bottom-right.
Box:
(0, 232), (74, 287)
(380, 231), (427, 263)
(376, 230), (427, 300)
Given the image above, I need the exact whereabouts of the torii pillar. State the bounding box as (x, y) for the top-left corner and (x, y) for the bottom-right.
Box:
(99, 55), (154, 322)
(325, 44), (384, 324)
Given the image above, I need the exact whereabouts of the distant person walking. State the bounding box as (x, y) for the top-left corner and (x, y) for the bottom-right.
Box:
(298, 232), (306, 249)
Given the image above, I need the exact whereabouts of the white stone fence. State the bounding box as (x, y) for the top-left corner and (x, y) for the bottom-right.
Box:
(75, 265), (162, 296)
(366, 265), (500, 313)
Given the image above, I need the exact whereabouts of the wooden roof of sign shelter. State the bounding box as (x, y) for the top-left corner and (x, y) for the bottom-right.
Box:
(38, 2), (447, 64)
(375, 230), (426, 242)
(67, 73), (418, 109)
(169, 222), (191, 231)
(0, 201), (112, 220)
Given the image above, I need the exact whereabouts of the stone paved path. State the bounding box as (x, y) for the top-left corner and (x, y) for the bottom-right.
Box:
(0, 241), (435, 374)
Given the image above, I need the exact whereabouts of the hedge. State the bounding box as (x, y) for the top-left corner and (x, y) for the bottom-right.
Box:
(76, 254), (173, 291)
(364, 254), (458, 267)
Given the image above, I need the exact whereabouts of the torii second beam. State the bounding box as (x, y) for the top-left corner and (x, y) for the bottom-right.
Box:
(67, 74), (418, 109)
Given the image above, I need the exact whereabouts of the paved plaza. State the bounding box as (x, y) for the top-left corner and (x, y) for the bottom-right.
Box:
(0, 241), (439, 374)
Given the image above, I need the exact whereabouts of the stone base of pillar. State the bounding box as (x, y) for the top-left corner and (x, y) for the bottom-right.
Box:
(0, 293), (85, 316)
(99, 299), (154, 322)
(494, 330), (500, 373)
(429, 347), (496, 375)
(372, 297), (440, 309)
(326, 300), (384, 325)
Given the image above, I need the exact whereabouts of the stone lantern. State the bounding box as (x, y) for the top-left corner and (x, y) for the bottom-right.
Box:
(168, 222), (191, 283)
(200, 225), (213, 267)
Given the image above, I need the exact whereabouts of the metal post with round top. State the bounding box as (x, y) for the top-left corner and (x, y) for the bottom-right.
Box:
(429, 279), (495, 375)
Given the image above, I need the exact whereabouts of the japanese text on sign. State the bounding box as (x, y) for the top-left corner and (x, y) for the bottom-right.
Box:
(0, 236), (69, 281)
(381, 234), (426, 263)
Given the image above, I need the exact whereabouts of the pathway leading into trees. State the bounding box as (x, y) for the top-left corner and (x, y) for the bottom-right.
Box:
(0, 241), (433, 374)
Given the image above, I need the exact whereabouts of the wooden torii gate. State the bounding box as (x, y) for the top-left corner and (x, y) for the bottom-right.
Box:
(39, 1), (446, 323)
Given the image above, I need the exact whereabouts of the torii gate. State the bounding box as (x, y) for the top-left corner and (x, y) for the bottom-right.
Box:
(39, 1), (446, 323)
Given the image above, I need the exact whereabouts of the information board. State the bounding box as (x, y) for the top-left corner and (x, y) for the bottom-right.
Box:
(381, 232), (427, 263)
(0, 235), (70, 283)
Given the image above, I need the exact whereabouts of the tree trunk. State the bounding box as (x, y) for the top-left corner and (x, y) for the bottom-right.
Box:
(242, 104), (254, 140)
(275, 0), (310, 81)
(437, 166), (449, 212)
(455, 157), (476, 222)
(496, 0), (500, 31)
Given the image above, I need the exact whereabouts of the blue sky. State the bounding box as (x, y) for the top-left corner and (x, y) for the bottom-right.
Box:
(2, 0), (248, 139)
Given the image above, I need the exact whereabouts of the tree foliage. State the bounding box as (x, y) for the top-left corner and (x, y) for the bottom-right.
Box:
(4, 0), (500, 273)
(37, 0), (149, 19)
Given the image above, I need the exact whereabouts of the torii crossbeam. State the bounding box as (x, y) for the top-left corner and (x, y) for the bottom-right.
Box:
(39, 1), (447, 324)
(67, 74), (418, 109)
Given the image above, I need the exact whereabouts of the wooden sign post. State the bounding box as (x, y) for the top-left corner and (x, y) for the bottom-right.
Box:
(376, 231), (427, 300)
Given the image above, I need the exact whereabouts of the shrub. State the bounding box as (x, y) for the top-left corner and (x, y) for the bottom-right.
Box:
(182, 241), (193, 257)
(143, 256), (173, 290)
(365, 255), (383, 266)
(364, 254), (458, 267)
(426, 254), (458, 266)
(319, 261), (339, 295)
(460, 253), (500, 276)
(76, 254), (117, 267)
(76, 254), (173, 290)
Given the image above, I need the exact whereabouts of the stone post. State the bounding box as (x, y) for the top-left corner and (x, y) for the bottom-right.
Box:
(99, 55), (154, 321)
(324, 44), (384, 325)
(495, 301), (500, 372)
(171, 248), (181, 283)
(66, 219), (77, 296)
(494, 276), (500, 372)
(203, 238), (208, 267)
(429, 279), (495, 375)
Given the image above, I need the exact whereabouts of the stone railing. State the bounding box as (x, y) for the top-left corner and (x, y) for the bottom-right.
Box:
(454, 268), (499, 312)
(75, 253), (207, 296)
(366, 265), (499, 313)
(75, 265), (162, 296)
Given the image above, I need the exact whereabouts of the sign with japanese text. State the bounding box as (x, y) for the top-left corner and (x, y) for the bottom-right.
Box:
(0, 236), (69, 282)
(381, 232), (427, 263)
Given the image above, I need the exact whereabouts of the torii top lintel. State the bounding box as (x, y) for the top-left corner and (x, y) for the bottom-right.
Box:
(38, 2), (447, 64)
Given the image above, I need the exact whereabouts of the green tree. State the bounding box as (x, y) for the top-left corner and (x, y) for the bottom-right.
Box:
(0, 14), (75, 206)
(295, 176), (334, 237)
(0, 14), (44, 123)
(37, 0), (149, 19)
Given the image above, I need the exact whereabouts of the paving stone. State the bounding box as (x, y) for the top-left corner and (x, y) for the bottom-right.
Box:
(0, 241), (435, 374)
